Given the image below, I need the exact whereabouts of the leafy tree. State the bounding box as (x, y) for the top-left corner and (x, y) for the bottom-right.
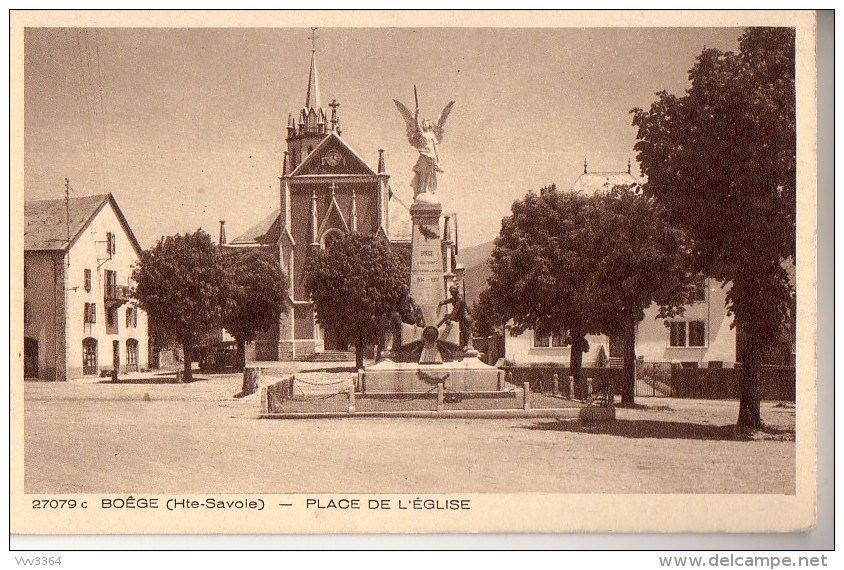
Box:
(486, 191), (601, 398)
(487, 188), (694, 401)
(304, 234), (409, 369)
(586, 186), (696, 406)
(631, 27), (795, 428)
(132, 230), (226, 382)
(221, 247), (288, 371)
(472, 287), (505, 339)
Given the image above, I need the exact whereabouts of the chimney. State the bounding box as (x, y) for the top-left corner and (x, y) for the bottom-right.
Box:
(378, 149), (386, 174)
(219, 220), (226, 246)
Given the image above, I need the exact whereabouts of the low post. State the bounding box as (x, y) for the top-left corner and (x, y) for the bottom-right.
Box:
(523, 381), (530, 411)
(348, 384), (356, 414)
(553, 373), (559, 395)
(242, 367), (261, 397)
(176, 369), (184, 384)
(437, 383), (444, 412)
(569, 376), (575, 400)
(260, 387), (268, 414)
(498, 370), (505, 391)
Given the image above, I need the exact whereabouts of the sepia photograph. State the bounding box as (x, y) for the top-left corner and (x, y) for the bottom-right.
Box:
(10, 10), (818, 536)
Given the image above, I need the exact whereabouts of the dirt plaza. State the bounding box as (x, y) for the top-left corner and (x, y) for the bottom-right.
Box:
(23, 363), (796, 495)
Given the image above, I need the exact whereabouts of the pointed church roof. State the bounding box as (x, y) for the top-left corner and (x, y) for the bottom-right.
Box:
(569, 171), (640, 195)
(304, 49), (321, 111)
(229, 209), (281, 246)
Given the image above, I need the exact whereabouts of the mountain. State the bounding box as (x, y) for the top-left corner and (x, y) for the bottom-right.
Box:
(457, 240), (495, 306)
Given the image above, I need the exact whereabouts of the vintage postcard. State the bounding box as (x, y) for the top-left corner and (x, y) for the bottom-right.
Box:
(10, 10), (817, 535)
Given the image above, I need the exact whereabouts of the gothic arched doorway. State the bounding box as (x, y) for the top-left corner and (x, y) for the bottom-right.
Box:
(321, 228), (345, 251)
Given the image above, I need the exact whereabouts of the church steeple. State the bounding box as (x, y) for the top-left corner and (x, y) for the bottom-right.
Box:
(304, 48), (321, 112)
(286, 28), (333, 170)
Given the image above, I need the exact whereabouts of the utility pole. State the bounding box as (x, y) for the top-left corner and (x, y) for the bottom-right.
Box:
(65, 178), (71, 267)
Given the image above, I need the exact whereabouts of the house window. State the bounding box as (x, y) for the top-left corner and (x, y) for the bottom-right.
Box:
(23, 302), (31, 324)
(106, 232), (116, 257)
(84, 268), (92, 292)
(688, 321), (706, 347)
(533, 332), (550, 348)
(669, 322), (686, 347)
(84, 302), (97, 324)
(107, 307), (118, 330)
(669, 321), (706, 347)
(534, 332), (567, 348)
(126, 306), (138, 328)
(105, 270), (117, 299)
(551, 334), (568, 347)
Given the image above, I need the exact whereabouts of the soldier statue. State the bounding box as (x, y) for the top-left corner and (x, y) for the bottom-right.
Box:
(437, 284), (474, 350)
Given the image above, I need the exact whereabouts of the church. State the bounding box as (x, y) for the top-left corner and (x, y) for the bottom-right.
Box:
(229, 47), (411, 361)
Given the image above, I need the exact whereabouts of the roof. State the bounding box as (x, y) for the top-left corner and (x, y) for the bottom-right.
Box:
(24, 193), (143, 254)
(569, 171), (640, 195)
(289, 131), (376, 178)
(229, 209), (281, 246)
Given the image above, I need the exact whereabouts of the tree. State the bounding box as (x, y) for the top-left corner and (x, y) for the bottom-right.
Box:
(221, 247), (288, 371)
(486, 191), (602, 398)
(486, 188), (693, 401)
(586, 186), (696, 406)
(304, 234), (409, 370)
(132, 230), (226, 382)
(631, 27), (795, 429)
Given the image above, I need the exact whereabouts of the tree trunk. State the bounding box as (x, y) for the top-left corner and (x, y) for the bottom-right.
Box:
(620, 316), (637, 406)
(355, 330), (365, 370)
(569, 333), (585, 400)
(182, 340), (192, 383)
(237, 338), (247, 372)
(737, 335), (762, 430)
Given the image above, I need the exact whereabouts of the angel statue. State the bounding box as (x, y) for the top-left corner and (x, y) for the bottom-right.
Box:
(394, 88), (455, 198)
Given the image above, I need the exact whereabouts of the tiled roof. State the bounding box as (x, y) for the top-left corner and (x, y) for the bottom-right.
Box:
(25, 193), (110, 251)
(229, 209), (282, 246)
(569, 172), (640, 195)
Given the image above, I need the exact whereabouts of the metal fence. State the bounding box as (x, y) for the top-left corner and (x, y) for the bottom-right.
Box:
(634, 361), (796, 400)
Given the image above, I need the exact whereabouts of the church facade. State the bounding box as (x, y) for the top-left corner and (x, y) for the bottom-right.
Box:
(230, 49), (410, 360)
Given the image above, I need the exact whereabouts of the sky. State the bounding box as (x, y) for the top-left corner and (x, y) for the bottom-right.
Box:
(24, 26), (742, 249)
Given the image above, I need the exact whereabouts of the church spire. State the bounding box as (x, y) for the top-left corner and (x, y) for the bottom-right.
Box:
(304, 47), (321, 111)
(304, 27), (321, 111)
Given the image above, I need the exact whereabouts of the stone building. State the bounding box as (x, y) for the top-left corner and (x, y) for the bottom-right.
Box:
(230, 47), (411, 360)
(24, 193), (149, 380)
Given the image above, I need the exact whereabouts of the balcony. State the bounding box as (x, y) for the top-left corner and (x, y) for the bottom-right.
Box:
(105, 284), (133, 307)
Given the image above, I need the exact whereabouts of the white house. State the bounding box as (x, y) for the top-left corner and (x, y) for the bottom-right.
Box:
(24, 193), (149, 380)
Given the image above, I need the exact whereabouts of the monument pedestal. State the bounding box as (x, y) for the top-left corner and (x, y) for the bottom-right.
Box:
(363, 191), (505, 395)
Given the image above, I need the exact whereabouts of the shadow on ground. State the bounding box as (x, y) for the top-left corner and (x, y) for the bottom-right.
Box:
(522, 419), (794, 441)
(98, 375), (208, 385)
(296, 366), (358, 374)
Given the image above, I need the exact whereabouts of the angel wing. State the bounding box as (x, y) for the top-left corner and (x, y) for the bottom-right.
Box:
(393, 99), (422, 146)
(433, 101), (455, 141)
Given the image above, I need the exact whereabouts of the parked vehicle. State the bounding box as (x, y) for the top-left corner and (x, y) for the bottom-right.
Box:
(196, 341), (241, 372)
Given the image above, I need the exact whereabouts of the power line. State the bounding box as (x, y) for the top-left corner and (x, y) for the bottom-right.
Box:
(93, 29), (110, 190)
